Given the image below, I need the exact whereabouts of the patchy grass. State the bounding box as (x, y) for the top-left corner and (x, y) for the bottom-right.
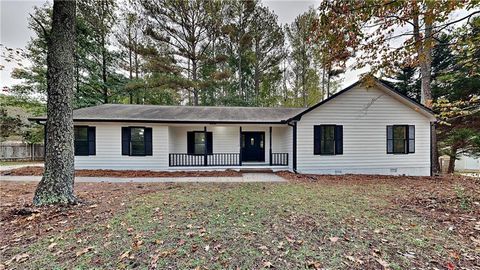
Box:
(1, 175), (479, 269)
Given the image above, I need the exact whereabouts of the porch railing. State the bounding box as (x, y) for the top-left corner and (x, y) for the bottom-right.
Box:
(271, 153), (289, 166)
(169, 153), (240, 167)
(168, 152), (289, 167)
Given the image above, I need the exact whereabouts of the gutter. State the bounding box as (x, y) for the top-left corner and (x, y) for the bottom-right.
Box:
(28, 117), (290, 125)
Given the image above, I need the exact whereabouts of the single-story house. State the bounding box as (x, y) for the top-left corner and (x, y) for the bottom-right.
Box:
(31, 78), (436, 176)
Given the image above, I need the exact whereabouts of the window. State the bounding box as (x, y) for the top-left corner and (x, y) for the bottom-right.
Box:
(74, 126), (95, 156)
(187, 131), (212, 155)
(122, 127), (152, 156)
(131, 127), (146, 156)
(314, 125), (343, 155)
(387, 125), (415, 154)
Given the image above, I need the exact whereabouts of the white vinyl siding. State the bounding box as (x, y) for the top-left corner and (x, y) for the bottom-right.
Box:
(76, 123), (290, 170)
(74, 122), (169, 170)
(296, 85), (431, 176)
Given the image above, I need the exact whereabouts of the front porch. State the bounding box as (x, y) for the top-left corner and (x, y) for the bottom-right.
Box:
(167, 124), (291, 168)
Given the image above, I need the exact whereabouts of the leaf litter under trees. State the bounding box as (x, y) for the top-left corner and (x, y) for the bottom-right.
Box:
(0, 174), (478, 269)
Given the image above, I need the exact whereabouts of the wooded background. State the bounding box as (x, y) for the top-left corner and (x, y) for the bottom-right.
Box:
(1, 0), (479, 173)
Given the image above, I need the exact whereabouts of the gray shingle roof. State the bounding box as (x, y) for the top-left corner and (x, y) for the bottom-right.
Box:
(33, 104), (306, 123)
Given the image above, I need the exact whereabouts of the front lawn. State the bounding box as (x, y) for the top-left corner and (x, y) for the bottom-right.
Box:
(1, 174), (478, 269)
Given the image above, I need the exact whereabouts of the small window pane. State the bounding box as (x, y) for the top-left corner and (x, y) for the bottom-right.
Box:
(393, 139), (405, 153)
(75, 127), (88, 141)
(194, 144), (205, 154)
(320, 126), (335, 154)
(130, 128), (145, 155)
(74, 127), (89, 156)
(321, 140), (335, 154)
(324, 126), (334, 140)
(195, 133), (205, 144)
(131, 141), (145, 155)
(393, 126), (406, 140)
(193, 132), (206, 154)
(392, 126), (407, 154)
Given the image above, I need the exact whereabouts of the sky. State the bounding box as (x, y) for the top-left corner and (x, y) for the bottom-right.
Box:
(0, 0), (372, 92)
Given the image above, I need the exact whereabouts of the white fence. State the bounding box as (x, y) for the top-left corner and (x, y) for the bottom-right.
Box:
(0, 142), (44, 161)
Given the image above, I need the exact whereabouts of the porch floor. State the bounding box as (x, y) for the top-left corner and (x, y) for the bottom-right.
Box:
(168, 165), (289, 171)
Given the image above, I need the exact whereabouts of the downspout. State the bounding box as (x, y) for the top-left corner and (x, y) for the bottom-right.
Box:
(287, 121), (298, 173)
(204, 126), (208, 166)
(430, 122), (433, 176)
(269, 126), (272, 166)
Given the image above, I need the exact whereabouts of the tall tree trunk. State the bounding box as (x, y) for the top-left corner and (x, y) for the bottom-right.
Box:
(134, 29), (139, 79)
(326, 68), (331, 98)
(101, 34), (108, 104)
(128, 25), (133, 104)
(192, 59), (199, 106)
(33, 0), (77, 206)
(413, 9), (440, 175)
(254, 41), (260, 106)
(447, 146), (457, 174)
(321, 65), (326, 100)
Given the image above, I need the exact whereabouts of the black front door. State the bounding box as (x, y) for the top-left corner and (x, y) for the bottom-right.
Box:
(241, 132), (265, 162)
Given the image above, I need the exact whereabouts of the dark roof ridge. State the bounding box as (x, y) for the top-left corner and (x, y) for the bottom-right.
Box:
(89, 103), (304, 110)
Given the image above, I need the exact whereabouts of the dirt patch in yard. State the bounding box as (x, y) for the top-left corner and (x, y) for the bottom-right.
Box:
(1, 166), (242, 177)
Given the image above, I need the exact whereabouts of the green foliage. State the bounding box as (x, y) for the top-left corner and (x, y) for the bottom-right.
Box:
(10, 1), (127, 108)
(0, 94), (45, 143)
(285, 10), (331, 107)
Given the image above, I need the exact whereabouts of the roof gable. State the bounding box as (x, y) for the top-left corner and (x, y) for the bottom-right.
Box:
(288, 77), (436, 121)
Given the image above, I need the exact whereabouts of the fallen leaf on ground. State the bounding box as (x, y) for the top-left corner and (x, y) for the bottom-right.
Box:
(329, 236), (339, 243)
(263, 261), (273, 268)
(75, 246), (93, 257)
(345, 255), (364, 264)
(5, 253), (29, 265)
(375, 258), (390, 269)
(119, 250), (130, 260)
(306, 260), (322, 269)
(47, 242), (57, 250)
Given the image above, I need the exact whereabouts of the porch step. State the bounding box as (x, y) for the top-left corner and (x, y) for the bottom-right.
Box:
(238, 168), (274, 173)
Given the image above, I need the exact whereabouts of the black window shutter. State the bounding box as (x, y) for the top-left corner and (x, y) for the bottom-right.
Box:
(408, 125), (415, 153)
(187, 132), (194, 154)
(335, 125), (343, 155)
(144, 127), (153, 156)
(122, 127), (130, 155)
(87, 126), (96, 155)
(386, 126), (393, 154)
(313, 126), (321, 155)
(207, 132), (213, 154)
